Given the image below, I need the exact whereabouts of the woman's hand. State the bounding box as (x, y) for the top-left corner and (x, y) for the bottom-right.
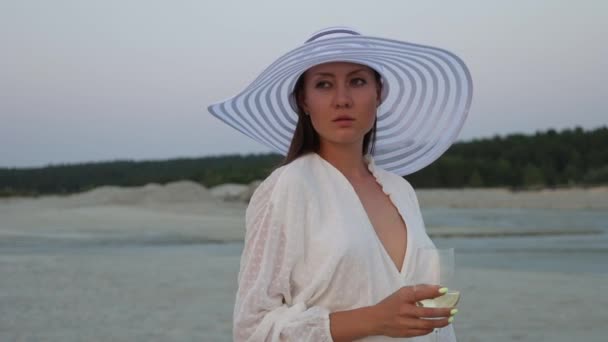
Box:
(369, 284), (456, 338)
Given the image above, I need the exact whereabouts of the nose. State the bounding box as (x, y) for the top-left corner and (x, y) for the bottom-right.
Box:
(333, 83), (353, 109)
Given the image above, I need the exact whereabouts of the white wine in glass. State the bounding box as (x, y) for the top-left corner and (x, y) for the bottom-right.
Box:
(413, 247), (460, 341)
(417, 291), (461, 308)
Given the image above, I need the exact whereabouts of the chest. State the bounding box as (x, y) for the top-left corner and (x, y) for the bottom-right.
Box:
(353, 178), (408, 272)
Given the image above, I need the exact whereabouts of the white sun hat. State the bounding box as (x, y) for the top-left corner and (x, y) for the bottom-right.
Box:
(207, 26), (473, 176)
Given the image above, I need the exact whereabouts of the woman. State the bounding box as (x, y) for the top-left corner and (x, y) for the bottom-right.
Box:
(208, 27), (472, 341)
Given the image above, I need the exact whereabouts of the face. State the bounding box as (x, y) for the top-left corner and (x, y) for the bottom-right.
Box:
(298, 61), (382, 149)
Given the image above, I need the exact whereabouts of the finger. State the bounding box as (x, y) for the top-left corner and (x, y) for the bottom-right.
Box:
(406, 306), (453, 318)
(410, 284), (447, 302)
(401, 316), (451, 330)
(399, 303), (450, 317)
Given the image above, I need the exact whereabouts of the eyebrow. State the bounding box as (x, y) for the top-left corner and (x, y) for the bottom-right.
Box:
(311, 68), (368, 78)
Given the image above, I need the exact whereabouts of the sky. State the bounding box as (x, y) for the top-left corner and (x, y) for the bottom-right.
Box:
(1, 0), (606, 168)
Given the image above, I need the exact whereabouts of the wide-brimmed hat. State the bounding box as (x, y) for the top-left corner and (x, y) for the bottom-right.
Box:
(207, 26), (473, 176)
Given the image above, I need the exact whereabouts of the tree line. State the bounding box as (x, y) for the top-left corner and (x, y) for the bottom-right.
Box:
(1, 126), (606, 197)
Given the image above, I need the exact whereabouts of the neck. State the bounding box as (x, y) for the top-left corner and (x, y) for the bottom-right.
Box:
(317, 141), (370, 181)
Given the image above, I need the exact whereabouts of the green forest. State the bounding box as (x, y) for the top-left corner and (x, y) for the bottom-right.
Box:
(1, 126), (607, 197)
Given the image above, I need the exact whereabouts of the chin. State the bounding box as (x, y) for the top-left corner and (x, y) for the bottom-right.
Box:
(317, 125), (371, 144)
(325, 134), (366, 146)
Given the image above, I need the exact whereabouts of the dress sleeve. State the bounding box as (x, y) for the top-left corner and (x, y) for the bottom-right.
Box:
(233, 169), (333, 342)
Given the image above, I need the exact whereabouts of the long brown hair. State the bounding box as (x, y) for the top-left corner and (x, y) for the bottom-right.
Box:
(281, 67), (383, 166)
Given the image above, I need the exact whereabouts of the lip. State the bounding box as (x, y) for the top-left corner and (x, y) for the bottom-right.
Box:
(332, 115), (355, 122)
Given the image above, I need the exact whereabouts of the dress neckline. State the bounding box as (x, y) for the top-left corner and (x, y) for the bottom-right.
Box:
(310, 152), (412, 277)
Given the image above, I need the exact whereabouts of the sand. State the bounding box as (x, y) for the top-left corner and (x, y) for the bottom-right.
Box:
(0, 181), (247, 244)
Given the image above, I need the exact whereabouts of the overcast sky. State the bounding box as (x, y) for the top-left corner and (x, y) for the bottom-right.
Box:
(1, 0), (606, 168)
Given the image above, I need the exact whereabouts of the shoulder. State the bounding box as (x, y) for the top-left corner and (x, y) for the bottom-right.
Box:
(245, 154), (320, 234)
(371, 163), (420, 207)
(371, 162), (416, 193)
(247, 154), (317, 214)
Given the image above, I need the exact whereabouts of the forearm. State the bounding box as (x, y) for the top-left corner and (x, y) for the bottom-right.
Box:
(329, 305), (380, 342)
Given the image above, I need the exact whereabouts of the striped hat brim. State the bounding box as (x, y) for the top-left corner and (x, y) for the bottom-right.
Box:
(208, 29), (472, 176)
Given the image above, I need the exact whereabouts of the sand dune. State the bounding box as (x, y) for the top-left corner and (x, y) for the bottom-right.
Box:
(0, 181), (247, 244)
(60, 180), (215, 208)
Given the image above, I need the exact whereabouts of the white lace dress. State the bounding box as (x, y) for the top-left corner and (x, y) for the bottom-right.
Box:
(233, 152), (457, 341)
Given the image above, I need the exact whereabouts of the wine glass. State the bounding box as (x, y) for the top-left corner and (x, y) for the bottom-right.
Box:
(413, 247), (460, 341)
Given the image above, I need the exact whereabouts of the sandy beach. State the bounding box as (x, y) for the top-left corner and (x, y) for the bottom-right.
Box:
(1, 182), (607, 341)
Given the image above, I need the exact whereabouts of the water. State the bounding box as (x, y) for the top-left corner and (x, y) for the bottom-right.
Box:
(0, 244), (240, 342)
(426, 208), (608, 275)
(1, 208), (607, 341)
(424, 207), (608, 232)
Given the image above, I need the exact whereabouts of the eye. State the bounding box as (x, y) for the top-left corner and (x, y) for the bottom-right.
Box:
(351, 77), (367, 87)
(314, 80), (331, 89)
